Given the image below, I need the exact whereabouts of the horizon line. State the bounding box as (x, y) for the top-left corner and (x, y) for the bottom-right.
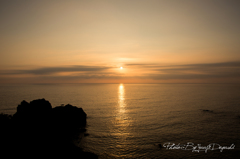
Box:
(1, 83), (240, 85)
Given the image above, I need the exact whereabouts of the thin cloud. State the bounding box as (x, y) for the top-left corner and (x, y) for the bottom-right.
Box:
(126, 61), (240, 80)
(151, 61), (240, 80)
(0, 65), (112, 75)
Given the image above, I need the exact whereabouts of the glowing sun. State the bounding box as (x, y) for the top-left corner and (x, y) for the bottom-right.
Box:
(120, 67), (123, 69)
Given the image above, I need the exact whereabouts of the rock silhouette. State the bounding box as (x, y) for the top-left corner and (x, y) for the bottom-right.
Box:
(202, 109), (214, 113)
(158, 143), (162, 148)
(0, 98), (97, 158)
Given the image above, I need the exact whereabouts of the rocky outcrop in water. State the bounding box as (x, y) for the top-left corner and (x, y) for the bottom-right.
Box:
(0, 98), (97, 158)
(202, 109), (214, 113)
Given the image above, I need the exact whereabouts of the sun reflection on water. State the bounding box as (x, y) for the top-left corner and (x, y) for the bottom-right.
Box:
(118, 84), (125, 111)
(113, 84), (136, 157)
(114, 84), (131, 133)
(116, 83), (129, 134)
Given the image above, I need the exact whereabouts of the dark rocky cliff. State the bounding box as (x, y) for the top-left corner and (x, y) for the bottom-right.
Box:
(0, 98), (97, 158)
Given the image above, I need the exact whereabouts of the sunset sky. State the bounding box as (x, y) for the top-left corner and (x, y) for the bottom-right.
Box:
(1, 0), (240, 83)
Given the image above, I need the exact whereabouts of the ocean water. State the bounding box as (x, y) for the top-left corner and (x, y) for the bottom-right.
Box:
(0, 84), (240, 158)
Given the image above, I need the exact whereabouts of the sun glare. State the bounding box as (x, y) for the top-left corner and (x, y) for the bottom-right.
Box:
(120, 67), (123, 69)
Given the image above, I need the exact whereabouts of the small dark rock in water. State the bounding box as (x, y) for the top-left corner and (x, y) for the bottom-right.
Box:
(158, 144), (162, 148)
(202, 109), (213, 113)
(202, 109), (209, 112)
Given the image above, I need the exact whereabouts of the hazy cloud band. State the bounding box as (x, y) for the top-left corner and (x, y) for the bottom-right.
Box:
(1, 62), (240, 83)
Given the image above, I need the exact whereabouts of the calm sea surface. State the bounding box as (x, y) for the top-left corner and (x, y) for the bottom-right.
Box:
(0, 84), (240, 158)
